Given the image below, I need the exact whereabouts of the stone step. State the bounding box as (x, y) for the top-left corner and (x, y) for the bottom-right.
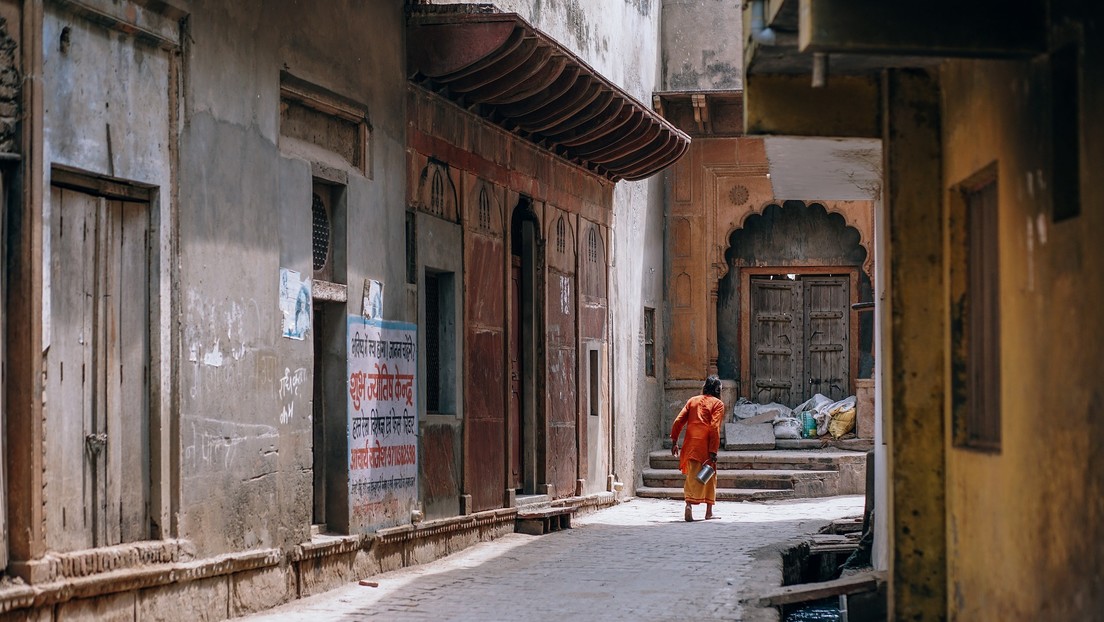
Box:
(635, 486), (795, 502)
(642, 467), (841, 496)
(648, 450), (856, 472)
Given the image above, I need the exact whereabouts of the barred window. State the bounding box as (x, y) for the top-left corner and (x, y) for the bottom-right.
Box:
(587, 228), (598, 264)
(556, 217), (566, 254)
(311, 193), (331, 273)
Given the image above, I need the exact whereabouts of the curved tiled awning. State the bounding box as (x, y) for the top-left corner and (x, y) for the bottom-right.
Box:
(408, 9), (690, 182)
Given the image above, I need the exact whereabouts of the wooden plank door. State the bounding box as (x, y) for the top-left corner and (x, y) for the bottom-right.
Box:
(749, 279), (802, 405)
(509, 257), (522, 491)
(46, 187), (150, 551)
(103, 199), (151, 544)
(803, 277), (849, 401)
(46, 187), (99, 551)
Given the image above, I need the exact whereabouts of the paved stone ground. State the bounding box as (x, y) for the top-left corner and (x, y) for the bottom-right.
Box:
(242, 496), (864, 622)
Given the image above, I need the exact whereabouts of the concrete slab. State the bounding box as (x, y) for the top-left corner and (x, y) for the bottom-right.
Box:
(725, 422), (776, 450)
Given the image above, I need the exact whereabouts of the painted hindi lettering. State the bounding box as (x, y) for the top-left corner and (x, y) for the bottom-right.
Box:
(347, 316), (418, 532)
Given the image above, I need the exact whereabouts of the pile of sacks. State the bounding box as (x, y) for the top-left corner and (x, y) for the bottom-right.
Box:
(732, 394), (857, 440)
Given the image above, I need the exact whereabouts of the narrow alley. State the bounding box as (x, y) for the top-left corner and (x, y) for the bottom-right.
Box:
(244, 497), (863, 622)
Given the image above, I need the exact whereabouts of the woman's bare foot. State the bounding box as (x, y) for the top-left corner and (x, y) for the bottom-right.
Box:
(684, 505), (694, 522)
(705, 514), (721, 520)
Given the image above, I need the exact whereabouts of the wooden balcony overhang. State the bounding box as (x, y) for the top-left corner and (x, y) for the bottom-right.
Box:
(407, 8), (690, 182)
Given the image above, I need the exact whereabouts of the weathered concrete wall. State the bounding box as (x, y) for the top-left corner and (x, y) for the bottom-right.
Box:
(941, 31), (1104, 619)
(177, 0), (408, 557)
(662, 0), (742, 90)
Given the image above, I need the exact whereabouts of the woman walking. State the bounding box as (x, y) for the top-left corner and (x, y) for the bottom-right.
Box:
(670, 375), (725, 522)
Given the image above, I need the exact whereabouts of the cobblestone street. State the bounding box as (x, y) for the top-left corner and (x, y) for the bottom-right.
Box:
(243, 496), (863, 622)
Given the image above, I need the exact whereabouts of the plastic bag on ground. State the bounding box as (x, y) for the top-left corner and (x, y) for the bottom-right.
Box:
(757, 402), (793, 421)
(826, 396), (857, 416)
(828, 408), (857, 438)
(814, 411), (831, 436)
(795, 393), (833, 416)
(732, 397), (758, 421)
(773, 417), (802, 439)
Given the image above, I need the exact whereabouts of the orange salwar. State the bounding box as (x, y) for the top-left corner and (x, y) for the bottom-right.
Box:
(670, 394), (725, 506)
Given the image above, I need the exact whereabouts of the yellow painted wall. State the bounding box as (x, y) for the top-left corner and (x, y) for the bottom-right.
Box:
(941, 18), (1104, 620)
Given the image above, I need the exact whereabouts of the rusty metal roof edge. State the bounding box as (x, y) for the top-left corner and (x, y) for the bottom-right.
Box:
(408, 8), (691, 148)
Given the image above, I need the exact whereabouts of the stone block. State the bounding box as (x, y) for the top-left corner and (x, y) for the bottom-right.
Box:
(837, 455), (867, 495)
(0, 606), (52, 622)
(855, 379), (876, 439)
(724, 422), (775, 450)
(230, 565), (294, 617)
(296, 550), (357, 598)
(138, 576), (227, 622)
(56, 592), (135, 622)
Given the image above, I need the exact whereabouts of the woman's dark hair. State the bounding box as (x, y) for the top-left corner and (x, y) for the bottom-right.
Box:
(702, 375), (722, 399)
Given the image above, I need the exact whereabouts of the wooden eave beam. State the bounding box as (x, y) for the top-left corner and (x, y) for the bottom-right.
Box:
(744, 73), (879, 138)
(798, 0), (1047, 58)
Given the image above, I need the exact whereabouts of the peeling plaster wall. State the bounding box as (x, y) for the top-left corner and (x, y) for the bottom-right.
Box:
(661, 0), (742, 91)
(178, 0), (407, 556)
(941, 29), (1104, 619)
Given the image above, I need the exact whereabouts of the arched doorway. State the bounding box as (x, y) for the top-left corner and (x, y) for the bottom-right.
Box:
(717, 201), (873, 405)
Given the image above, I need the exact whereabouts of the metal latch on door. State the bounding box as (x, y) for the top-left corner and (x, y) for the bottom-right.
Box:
(85, 433), (108, 455)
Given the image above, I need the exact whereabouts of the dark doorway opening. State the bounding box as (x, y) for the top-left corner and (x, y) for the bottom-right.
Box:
(510, 198), (541, 495)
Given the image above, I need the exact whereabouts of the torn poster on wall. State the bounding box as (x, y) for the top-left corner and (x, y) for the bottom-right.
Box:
(362, 279), (384, 319)
(347, 316), (418, 532)
(279, 268), (312, 340)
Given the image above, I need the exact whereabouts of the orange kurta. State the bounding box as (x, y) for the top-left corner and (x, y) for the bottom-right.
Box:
(670, 394), (725, 476)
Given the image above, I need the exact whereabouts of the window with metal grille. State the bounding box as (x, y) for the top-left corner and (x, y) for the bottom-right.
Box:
(556, 217), (566, 254)
(430, 168), (444, 217)
(478, 186), (491, 231)
(587, 228), (598, 263)
(644, 308), (656, 377)
(425, 272), (441, 412)
(953, 172), (1001, 452)
(312, 192), (331, 273)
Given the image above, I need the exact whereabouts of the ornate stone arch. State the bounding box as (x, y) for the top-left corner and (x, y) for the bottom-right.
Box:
(715, 199), (874, 285)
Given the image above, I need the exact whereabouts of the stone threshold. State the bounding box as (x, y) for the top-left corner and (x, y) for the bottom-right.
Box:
(0, 491), (620, 618)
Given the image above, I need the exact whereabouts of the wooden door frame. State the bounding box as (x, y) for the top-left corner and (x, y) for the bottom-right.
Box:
(739, 266), (860, 404)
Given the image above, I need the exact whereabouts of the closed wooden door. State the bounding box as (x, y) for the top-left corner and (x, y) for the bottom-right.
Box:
(46, 186), (150, 550)
(750, 279), (802, 405)
(804, 277), (849, 400)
